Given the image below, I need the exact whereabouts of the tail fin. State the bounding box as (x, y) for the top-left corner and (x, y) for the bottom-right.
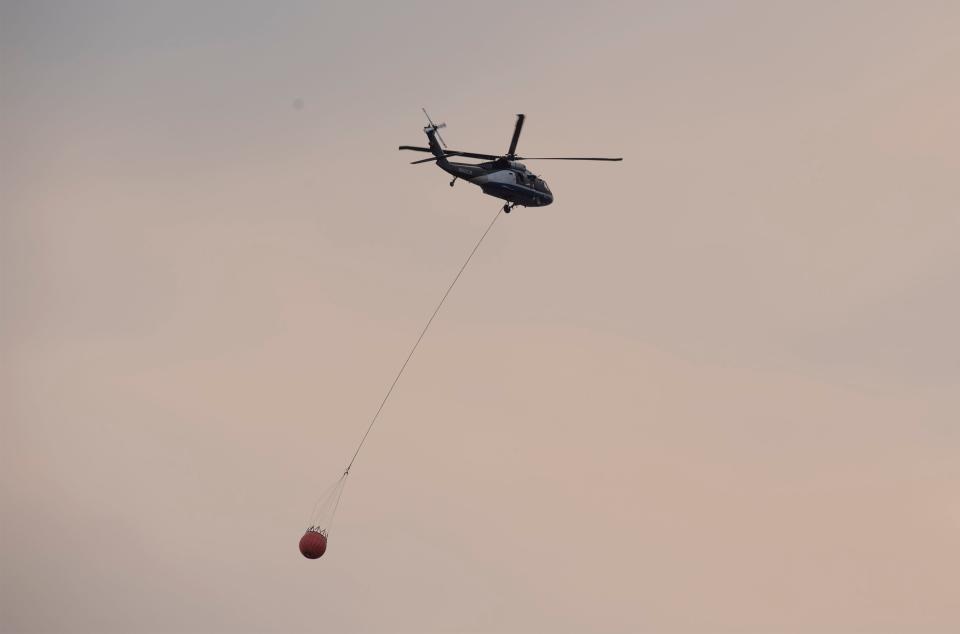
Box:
(422, 108), (447, 147)
(422, 108), (451, 166)
(425, 127), (446, 158)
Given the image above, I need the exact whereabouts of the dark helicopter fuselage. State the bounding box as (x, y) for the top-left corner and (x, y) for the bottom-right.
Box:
(425, 129), (553, 208)
(443, 159), (554, 208)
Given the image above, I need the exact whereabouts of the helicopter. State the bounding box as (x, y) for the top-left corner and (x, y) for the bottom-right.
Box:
(400, 110), (622, 213)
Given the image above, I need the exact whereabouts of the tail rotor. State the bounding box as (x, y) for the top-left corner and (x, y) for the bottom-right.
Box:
(422, 107), (448, 148)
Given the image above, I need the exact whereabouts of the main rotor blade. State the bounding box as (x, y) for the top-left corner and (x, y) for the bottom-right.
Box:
(446, 150), (500, 161)
(399, 145), (500, 161)
(404, 148), (503, 164)
(507, 113), (525, 157)
(516, 156), (623, 161)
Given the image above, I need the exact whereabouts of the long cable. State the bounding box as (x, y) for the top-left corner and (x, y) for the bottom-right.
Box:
(343, 206), (503, 475)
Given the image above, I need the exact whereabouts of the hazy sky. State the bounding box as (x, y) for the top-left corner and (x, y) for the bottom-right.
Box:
(2, 2), (959, 632)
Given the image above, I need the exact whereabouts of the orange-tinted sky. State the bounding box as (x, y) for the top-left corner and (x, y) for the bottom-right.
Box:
(2, 2), (959, 632)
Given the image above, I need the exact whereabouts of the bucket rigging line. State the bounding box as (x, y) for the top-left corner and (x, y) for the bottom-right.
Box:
(342, 206), (503, 477)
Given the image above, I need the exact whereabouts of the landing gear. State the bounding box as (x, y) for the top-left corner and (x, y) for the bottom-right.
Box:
(449, 177), (457, 187)
(503, 203), (514, 214)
